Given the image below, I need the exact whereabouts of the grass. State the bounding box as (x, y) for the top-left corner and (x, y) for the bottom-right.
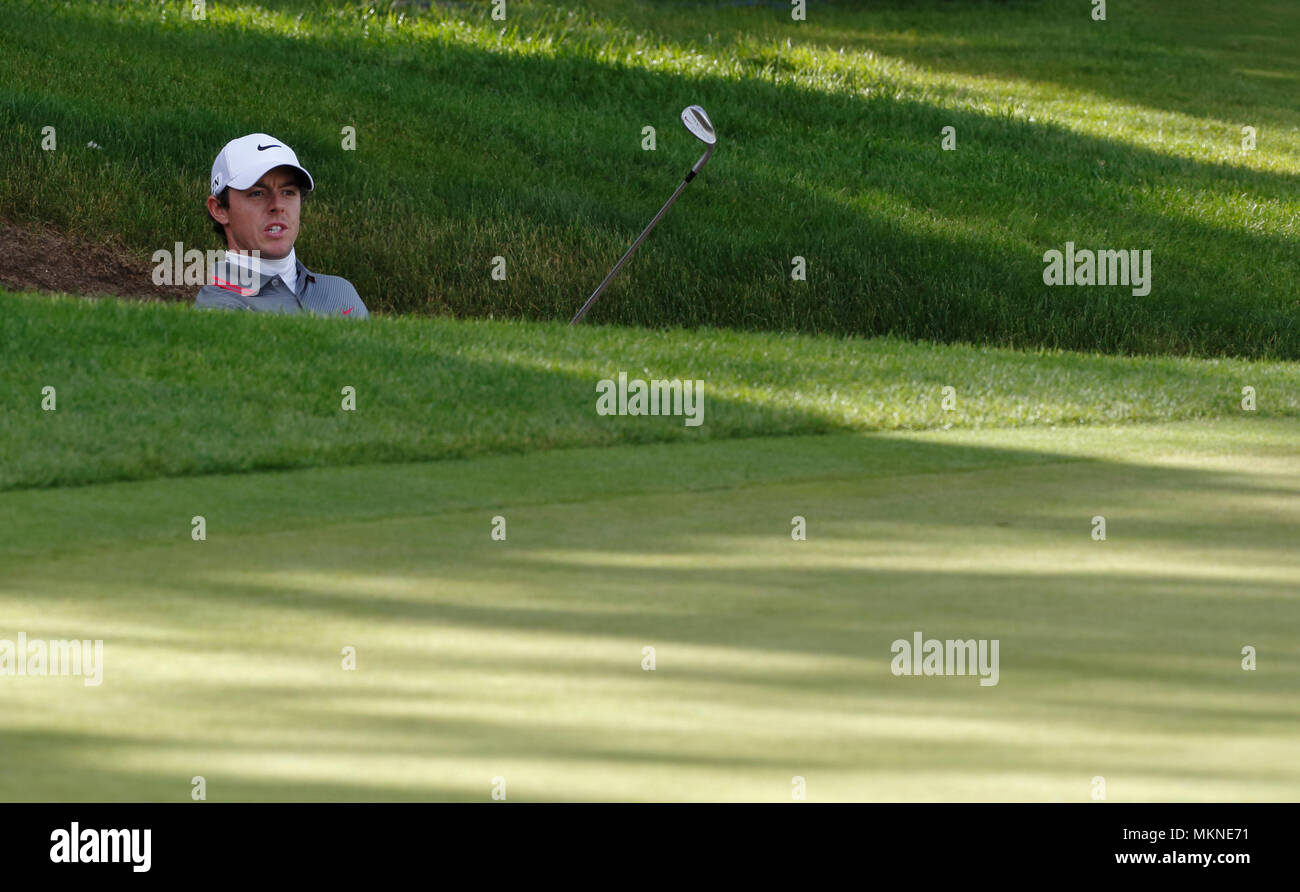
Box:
(3, 288), (1298, 492)
(2, 419), (1297, 801)
(0, 0), (1296, 356)
(2, 0), (1296, 805)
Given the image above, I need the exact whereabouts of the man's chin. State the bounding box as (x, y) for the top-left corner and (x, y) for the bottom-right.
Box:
(257, 242), (295, 260)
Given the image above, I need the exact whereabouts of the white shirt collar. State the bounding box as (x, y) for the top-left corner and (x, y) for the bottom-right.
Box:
(226, 248), (298, 293)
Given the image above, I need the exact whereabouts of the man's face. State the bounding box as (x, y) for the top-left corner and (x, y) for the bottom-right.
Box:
(208, 165), (303, 259)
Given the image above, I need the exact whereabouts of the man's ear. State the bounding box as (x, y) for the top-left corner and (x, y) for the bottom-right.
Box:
(206, 194), (229, 225)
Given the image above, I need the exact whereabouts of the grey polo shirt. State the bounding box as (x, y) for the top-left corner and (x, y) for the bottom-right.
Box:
(194, 257), (369, 318)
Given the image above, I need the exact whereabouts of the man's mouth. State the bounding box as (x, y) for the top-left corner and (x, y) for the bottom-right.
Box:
(264, 223), (288, 236)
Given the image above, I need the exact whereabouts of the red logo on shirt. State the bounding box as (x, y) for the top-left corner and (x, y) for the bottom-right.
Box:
(341, 307), (353, 315)
(210, 276), (256, 297)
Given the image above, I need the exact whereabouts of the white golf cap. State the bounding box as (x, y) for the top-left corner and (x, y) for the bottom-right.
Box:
(210, 132), (314, 195)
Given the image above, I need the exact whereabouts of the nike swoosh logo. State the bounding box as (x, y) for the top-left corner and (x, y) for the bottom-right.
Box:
(257, 144), (281, 151)
(341, 307), (353, 315)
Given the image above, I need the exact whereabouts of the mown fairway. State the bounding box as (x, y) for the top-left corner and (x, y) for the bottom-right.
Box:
(1, 418), (1296, 801)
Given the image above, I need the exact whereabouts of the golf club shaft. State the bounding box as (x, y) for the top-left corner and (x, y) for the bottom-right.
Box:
(570, 150), (713, 325)
(569, 179), (688, 325)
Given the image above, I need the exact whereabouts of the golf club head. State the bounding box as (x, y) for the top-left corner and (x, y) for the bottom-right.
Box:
(681, 105), (716, 145)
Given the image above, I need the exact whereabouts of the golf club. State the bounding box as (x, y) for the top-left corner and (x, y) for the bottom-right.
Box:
(569, 105), (717, 325)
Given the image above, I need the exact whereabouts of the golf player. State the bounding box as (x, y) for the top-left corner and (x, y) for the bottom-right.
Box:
(196, 133), (368, 317)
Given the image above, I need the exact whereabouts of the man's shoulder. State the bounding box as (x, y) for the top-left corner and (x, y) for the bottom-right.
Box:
(194, 283), (252, 310)
(306, 270), (360, 295)
(301, 268), (369, 318)
(195, 257), (257, 310)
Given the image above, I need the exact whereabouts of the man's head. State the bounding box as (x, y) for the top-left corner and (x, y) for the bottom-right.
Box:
(206, 133), (314, 259)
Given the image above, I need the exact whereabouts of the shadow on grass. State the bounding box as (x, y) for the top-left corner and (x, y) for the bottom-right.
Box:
(779, 0), (1300, 129)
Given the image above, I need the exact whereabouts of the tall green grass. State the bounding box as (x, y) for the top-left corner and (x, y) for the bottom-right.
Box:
(0, 0), (1295, 356)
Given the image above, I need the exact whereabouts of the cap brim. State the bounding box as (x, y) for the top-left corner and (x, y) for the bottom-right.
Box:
(226, 163), (314, 192)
